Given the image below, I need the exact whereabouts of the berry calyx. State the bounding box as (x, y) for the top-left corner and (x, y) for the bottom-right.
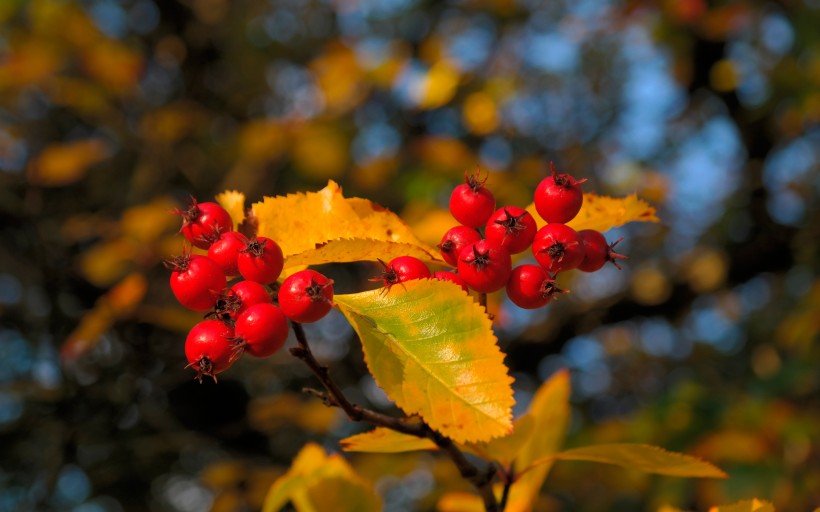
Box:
(449, 168), (496, 228)
(457, 239), (512, 293)
(232, 303), (289, 358)
(432, 270), (469, 292)
(166, 252), (227, 311)
(438, 226), (483, 267)
(484, 206), (537, 254)
(278, 270), (334, 323)
(577, 230), (627, 272)
(238, 237), (284, 285)
(374, 255), (431, 290)
(208, 231), (249, 277)
(506, 264), (565, 309)
(185, 319), (235, 382)
(174, 198), (234, 250)
(533, 162), (587, 224)
(531, 223), (585, 274)
(212, 280), (272, 320)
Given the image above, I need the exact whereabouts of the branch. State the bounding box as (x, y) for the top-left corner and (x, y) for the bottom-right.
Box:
(289, 321), (501, 511)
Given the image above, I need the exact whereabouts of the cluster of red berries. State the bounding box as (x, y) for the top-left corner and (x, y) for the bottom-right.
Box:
(166, 199), (334, 382)
(371, 166), (625, 309)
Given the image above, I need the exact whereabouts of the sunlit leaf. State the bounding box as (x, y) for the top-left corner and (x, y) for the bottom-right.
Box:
(334, 279), (514, 444)
(253, 181), (441, 267)
(262, 443), (380, 512)
(465, 415), (535, 468)
(340, 427), (437, 453)
(418, 61), (460, 109)
(462, 92), (499, 135)
(27, 139), (110, 187)
(526, 193), (659, 233)
(309, 42), (368, 114)
(216, 190), (246, 231)
(709, 498), (776, 512)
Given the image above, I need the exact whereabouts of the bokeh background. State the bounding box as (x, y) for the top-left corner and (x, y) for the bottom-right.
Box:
(1, 0), (819, 510)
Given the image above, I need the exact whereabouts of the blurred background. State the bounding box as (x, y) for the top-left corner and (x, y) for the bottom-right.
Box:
(1, 0), (819, 510)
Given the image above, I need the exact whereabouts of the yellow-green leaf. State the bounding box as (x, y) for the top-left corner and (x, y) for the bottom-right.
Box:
(334, 279), (514, 444)
(437, 492), (486, 512)
(340, 427), (437, 453)
(549, 443), (728, 478)
(465, 414), (535, 468)
(252, 181), (440, 267)
(709, 499), (775, 512)
(526, 193), (659, 233)
(262, 443), (380, 512)
(215, 190), (246, 231)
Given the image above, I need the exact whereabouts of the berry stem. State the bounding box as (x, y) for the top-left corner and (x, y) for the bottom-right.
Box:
(289, 322), (501, 512)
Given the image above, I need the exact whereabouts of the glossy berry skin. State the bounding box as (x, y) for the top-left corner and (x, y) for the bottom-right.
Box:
(378, 256), (431, 289)
(449, 169), (496, 228)
(213, 280), (272, 319)
(278, 270), (334, 323)
(238, 237), (284, 285)
(506, 264), (561, 309)
(438, 226), (482, 267)
(533, 163), (586, 224)
(457, 239), (512, 293)
(185, 319), (234, 382)
(577, 230), (627, 272)
(176, 199), (234, 250)
(208, 231), (249, 277)
(432, 270), (469, 292)
(485, 206), (537, 254)
(233, 303), (289, 358)
(532, 223), (585, 274)
(168, 254), (227, 311)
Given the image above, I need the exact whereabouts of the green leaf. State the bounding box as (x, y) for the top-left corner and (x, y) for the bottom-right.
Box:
(547, 443), (728, 478)
(340, 427), (437, 453)
(334, 279), (514, 444)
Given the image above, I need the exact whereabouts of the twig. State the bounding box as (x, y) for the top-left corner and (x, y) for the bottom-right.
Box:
(289, 322), (500, 511)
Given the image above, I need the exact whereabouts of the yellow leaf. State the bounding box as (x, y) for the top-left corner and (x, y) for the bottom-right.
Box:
(334, 279), (514, 444)
(462, 92), (499, 135)
(262, 443), (380, 512)
(418, 61), (460, 109)
(526, 193), (659, 233)
(309, 42), (368, 113)
(290, 124), (348, 180)
(253, 181), (440, 267)
(340, 427), (437, 453)
(215, 190), (246, 231)
(437, 492), (486, 512)
(465, 415), (535, 468)
(709, 498), (776, 512)
(238, 120), (287, 164)
(27, 139), (110, 187)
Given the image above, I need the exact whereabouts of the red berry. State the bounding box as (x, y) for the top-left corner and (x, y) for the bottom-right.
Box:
(449, 168), (496, 228)
(232, 303), (289, 358)
(438, 226), (482, 267)
(174, 198), (234, 250)
(577, 230), (627, 272)
(185, 319), (234, 382)
(506, 264), (564, 309)
(166, 253), (227, 311)
(208, 231), (249, 277)
(212, 280), (272, 319)
(375, 256), (431, 289)
(432, 270), (469, 292)
(278, 270), (334, 323)
(484, 206), (537, 254)
(532, 224), (585, 274)
(238, 237), (284, 285)
(533, 162), (586, 224)
(457, 239), (512, 293)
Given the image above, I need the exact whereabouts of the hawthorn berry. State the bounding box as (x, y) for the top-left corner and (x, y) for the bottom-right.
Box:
(438, 226), (482, 267)
(531, 223), (585, 274)
(457, 239), (512, 293)
(533, 162), (586, 224)
(484, 206), (537, 254)
(375, 256), (431, 290)
(432, 270), (469, 292)
(577, 230), (627, 272)
(232, 303), (289, 358)
(506, 264), (564, 309)
(278, 270), (334, 323)
(166, 253), (227, 311)
(212, 280), (272, 320)
(174, 198), (234, 250)
(208, 231), (249, 277)
(238, 237), (284, 285)
(185, 319), (234, 382)
(449, 169), (496, 228)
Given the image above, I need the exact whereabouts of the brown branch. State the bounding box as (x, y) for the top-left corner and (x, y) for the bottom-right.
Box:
(289, 321), (500, 511)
